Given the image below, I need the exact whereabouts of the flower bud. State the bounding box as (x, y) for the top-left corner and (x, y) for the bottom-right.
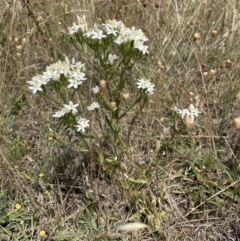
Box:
(203, 72), (208, 77)
(209, 69), (216, 75)
(211, 30), (217, 37)
(22, 38), (27, 46)
(122, 93), (130, 100)
(99, 79), (106, 89)
(193, 32), (200, 42)
(194, 95), (200, 107)
(37, 16), (43, 22)
(110, 102), (116, 109)
(16, 53), (22, 58)
(232, 117), (240, 129)
(225, 59), (232, 68)
(5, 3), (10, 9)
(16, 45), (23, 52)
(184, 116), (195, 129)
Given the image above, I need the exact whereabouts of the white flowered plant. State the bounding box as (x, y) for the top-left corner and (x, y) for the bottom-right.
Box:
(75, 117), (90, 133)
(27, 15), (154, 171)
(87, 102), (100, 111)
(137, 78), (155, 95)
(174, 104), (200, 120)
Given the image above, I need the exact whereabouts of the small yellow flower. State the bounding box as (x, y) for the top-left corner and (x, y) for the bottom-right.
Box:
(44, 190), (49, 194)
(48, 136), (53, 141)
(39, 230), (46, 237)
(15, 203), (21, 210)
(39, 173), (44, 178)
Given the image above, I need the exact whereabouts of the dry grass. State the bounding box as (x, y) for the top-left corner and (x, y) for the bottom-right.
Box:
(1, 0), (240, 240)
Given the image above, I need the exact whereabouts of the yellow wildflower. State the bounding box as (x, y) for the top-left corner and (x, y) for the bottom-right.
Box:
(15, 203), (21, 210)
(39, 230), (46, 236)
(39, 173), (44, 178)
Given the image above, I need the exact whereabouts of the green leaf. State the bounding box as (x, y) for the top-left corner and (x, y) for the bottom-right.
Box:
(111, 119), (121, 133)
(133, 161), (145, 173)
(129, 177), (147, 184)
(96, 146), (104, 164)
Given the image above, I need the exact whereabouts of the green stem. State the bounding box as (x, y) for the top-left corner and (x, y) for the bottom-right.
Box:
(119, 94), (144, 119)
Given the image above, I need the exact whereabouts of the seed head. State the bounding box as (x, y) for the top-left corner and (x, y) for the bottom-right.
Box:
(22, 38), (27, 46)
(194, 95), (200, 107)
(189, 92), (194, 97)
(225, 59), (232, 68)
(193, 32), (201, 42)
(232, 117), (240, 129)
(203, 72), (208, 77)
(184, 116), (195, 129)
(16, 53), (22, 58)
(209, 69), (216, 75)
(99, 79), (106, 89)
(211, 30), (218, 37)
(16, 45), (23, 52)
(122, 93), (130, 100)
(110, 102), (116, 109)
(5, 3), (10, 9)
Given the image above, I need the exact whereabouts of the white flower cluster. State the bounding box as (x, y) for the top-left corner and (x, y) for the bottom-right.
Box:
(107, 53), (118, 65)
(27, 57), (86, 94)
(108, 21), (149, 54)
(102, 19), (124, 37)
(68, 16), (149, 55)
(52, 102), (90, 133)
(52, 101), (79, 118)
(174, 104), (200, 120)
(103, 19), (149, 54)
(76, 117), (90, 133)
(84, 23), (107, 40)
(136, 78), (155, 95)
(68, 15), (88, 36)
(87, 102), (100, 111)
(27, 57), (90, 133)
